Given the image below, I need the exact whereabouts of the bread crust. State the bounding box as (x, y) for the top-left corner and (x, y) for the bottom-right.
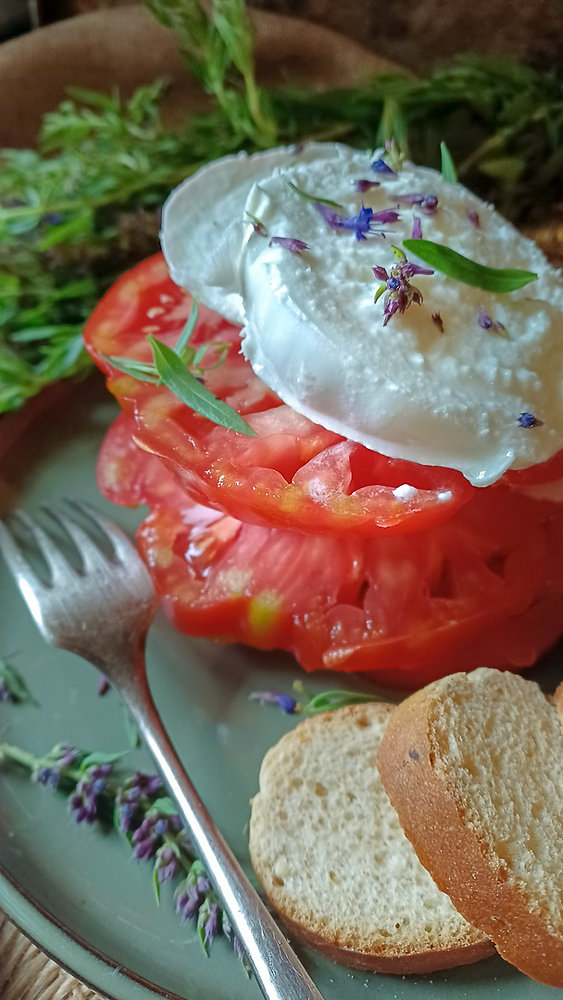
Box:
(250, 703), (493, 975)
(377, 679), (563, 988)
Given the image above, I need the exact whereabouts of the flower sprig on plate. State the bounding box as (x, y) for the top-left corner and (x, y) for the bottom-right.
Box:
(0, 740), (249, 967)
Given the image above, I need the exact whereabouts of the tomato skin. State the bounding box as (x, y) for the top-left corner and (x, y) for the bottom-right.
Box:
(98, 414), (563, 689)
(84, 254), (475, 537)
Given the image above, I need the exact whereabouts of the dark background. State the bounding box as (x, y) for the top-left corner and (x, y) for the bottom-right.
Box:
(6, 0), (563, 71)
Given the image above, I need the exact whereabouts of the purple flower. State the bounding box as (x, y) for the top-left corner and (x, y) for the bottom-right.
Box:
(467, 210), (480, 228)
(411, 215), (422, 239)
(315, 202), (399, 241)
(42, 212), (63, 225)
(372, 158), (397, 176)
(478, 308), (493, 329)
(176, 883), (201, 921)
(373, 247), (434, 326)
(518, 412), (543, 428)
(37, 766), (61, 788)
(249, 690), (297, 713)
(394, 193), (438, 215)
(269, 236), (309, 254)
(355, 179), (380, 193)
(478, 308), (507, 335)
(155, 846), (178, 884)
(70, 763), (112, 825)
(203, 902), (219, 949)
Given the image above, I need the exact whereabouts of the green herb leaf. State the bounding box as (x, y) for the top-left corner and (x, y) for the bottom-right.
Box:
(0, 660), (37, 705)
(79, 750), (129, 770)
(148, 335), (256, 436)
(173, 298), (199, 361)
(103, 354), (161, 383)
(303, 689), (379, 714)
(149, 796), (179, 816)
(440, 141), (458, 183)
(403, 239), (537, 292)
(288, 181), (343, 209)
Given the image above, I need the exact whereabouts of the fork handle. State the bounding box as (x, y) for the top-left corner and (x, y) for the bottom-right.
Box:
(120, 668), (326, 1000)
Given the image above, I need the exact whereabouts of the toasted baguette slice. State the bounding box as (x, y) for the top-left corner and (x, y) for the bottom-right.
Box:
(249, 702), (493, 973)
(377, 668), (563, 987)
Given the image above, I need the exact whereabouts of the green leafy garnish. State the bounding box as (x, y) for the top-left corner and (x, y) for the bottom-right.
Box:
(440, 141), (458, 183)
(173, 299), (199, 362)
(403, 239), (538, 292)
(147, 335), (256, 436)
(287, 181), (344, 209)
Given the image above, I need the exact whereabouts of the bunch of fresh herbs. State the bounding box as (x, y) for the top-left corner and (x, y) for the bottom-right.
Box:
(0, 0), (561, 415)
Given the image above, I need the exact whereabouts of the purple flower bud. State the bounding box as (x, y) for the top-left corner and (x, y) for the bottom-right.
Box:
(197, 875), (212, 894)
(249, 690), (297, 713)
(269, 236), (309, 254)
(37, 767), (61, 788)
(133, 837), (157, 860)
(154, 818), (168, 836)
(98, 676), (110, 696)
(478, 308), (493, 329)
(518, 412), (543, 428)
(372, 158), (396, 176)
(401, 262), (434, 278)
(203, 903), (219, 948)
(467, 210), (480, 228)
(176, 885), (201, 921)
(372, 265), (389, 282)
(355, 179), (380, 192)
(411, 215), (422, 239)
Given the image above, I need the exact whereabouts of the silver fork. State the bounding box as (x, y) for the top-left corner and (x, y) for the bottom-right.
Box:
(0, 500), (325, 1000)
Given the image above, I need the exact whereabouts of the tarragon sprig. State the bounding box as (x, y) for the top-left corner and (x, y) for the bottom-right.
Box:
(104, 300), (256, 436)
(0, 740), (249, 967)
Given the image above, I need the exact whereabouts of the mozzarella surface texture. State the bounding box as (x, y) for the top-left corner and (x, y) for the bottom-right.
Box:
(161, 143), (563, 486)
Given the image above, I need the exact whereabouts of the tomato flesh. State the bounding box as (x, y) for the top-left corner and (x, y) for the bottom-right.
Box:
(84, 254), (475, 537)
(98, 414), (563, 688)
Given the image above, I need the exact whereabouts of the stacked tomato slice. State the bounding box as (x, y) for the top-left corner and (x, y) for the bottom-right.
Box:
(84, 255), (563, 687)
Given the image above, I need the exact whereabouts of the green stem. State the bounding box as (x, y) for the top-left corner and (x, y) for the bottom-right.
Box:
(0, 742), (37, 771)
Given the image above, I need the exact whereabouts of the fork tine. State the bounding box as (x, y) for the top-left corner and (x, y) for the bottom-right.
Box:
(41, 503), (110, 575)
(66, 498), (139, 567)
(0, 518), (49, 593)
(4, 510), (74, 589)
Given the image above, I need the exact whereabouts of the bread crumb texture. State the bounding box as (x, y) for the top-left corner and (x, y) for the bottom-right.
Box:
(249, 703), (486, 965)
(429, 669), (563, 938)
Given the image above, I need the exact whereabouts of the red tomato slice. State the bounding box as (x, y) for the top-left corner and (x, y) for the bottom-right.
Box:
(84, 254), (475, 537)
(98, 414), (563, 688)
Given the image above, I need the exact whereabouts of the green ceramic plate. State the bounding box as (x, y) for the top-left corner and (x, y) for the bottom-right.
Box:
(0, 375), (561, 1000)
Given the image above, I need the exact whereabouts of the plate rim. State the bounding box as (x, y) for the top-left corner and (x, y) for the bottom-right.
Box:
(0, 864), (187, 1000)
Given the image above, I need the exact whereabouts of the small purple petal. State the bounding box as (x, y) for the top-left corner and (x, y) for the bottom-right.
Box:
(518, 412), (543, 428)
(401, 262), (434, 278)
(204, 903), (219, 948)
(372, 265), (389, 282)
(157, 860), (178, 883)
(370, 209), (400, 225)
(467, 210), (480, 228)
(269, 236), (309, 254)
(355, 179), (380, 192)
(97, 676), (110, 696)
(154, 818), (168, 836)
(249, 690), (296, 713)
(372, 158), (396, 176)
(411, 215), (422, 239)
(133, 837), (157, 860)
(478, 308), (493, 329)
